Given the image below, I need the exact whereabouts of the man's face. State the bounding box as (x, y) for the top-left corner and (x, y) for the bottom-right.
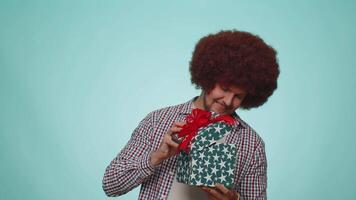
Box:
(203, 83), (247, 115)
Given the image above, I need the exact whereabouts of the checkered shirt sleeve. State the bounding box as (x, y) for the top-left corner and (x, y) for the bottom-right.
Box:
(102, 112), (155, 197)
(239, 139), (267, 200)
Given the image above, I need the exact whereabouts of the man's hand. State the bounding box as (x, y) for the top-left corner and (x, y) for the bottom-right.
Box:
(150, 121), (185, 166)
(202, 184), (240, 200)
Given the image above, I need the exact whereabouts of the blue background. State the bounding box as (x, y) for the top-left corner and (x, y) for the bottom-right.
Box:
(1, 1), (355, 199)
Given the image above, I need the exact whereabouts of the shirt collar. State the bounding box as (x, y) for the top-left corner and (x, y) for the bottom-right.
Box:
(178, 97), (247, 129)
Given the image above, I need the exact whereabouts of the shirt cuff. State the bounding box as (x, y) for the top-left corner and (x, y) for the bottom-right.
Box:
(139, 152), (155, 178)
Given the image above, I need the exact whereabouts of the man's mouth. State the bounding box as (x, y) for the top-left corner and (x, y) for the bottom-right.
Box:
(215, 102), (226, 110)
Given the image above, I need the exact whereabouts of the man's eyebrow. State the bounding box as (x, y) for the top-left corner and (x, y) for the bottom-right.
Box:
(234, 92), (246, 95)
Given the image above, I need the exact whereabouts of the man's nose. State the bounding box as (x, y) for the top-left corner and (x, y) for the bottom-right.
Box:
(223, 93), (234, 107)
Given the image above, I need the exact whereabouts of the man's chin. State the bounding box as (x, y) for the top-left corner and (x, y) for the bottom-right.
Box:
(213, 109), (234, 116)
(210, 108), (228, 115)
(204, 103), (231, 115)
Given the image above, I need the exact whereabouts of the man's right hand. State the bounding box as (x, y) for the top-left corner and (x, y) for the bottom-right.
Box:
(150, 121), (185, 166)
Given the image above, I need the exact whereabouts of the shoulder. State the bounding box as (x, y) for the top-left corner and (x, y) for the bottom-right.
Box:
(234, 116), (265, 150)
(148, 99), (193, 122)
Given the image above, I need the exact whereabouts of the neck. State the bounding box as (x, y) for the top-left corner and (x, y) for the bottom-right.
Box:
(193, 92), (206, 110)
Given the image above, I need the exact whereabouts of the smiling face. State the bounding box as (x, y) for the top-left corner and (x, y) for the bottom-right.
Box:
(195, 83), (247, 115)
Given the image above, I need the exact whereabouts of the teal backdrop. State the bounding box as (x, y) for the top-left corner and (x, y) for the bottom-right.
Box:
(1, 1), (356, 200)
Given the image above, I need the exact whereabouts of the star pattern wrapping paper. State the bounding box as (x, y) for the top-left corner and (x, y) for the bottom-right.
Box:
(176, 122), (237, 189)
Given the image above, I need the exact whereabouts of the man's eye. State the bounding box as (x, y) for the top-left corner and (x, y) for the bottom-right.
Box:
(235, 95), (243, 99)
(221, 87), (228, 92)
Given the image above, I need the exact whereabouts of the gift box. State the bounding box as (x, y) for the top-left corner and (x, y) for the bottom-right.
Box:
(176, 121), (237, 189)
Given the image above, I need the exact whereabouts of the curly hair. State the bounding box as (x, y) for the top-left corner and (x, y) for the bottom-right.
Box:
(189, 30), (280, 109)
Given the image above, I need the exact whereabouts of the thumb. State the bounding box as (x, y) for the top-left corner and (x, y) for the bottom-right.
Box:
(160, 143), (169, 153)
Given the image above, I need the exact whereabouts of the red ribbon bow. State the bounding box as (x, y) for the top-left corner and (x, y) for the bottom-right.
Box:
(177, 108), (235, 153)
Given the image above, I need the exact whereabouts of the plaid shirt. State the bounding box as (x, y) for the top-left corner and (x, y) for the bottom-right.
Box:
(102, 98), (267, 200)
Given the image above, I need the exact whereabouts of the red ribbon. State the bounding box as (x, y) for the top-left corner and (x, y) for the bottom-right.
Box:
(177, 108), (235, 153)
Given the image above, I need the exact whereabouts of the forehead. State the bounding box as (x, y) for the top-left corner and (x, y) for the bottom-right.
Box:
(218, 83), (246, 95)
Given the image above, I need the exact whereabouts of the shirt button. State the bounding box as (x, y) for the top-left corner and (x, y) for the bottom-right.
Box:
(160, 195), (166, 199)
(169, 171), (174, 175)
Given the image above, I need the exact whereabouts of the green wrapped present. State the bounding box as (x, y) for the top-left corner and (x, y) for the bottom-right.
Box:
(176, 121), (237, 189)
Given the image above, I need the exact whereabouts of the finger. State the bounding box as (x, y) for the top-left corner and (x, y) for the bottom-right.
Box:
(236, 192), (240, 200)
(173, 121), (186, 127)
(159, 143), (169, 153)
(170, 126), (183, 133)
(215, 183), (230, 195)
(161, 135), (179, 150)
(171, 133), (183, 144)
(159, 140), (179, 153)
(166, 137), (179, 149)
(166, 126), (183, 136)
(202, 187), (225, 200)
(167, 121), (186, 136)
(201, 187), (218, 200)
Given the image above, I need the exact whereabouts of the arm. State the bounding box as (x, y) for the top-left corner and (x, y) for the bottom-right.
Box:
(102, 112), (155, 197)
(240, 140), (267, 200)
(102, 112), (184, 197)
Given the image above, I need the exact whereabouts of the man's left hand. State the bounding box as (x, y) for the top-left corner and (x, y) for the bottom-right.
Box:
(202, 184), (240, 200)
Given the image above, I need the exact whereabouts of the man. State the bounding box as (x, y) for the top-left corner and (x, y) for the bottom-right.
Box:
(102, 30), (279, 200)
